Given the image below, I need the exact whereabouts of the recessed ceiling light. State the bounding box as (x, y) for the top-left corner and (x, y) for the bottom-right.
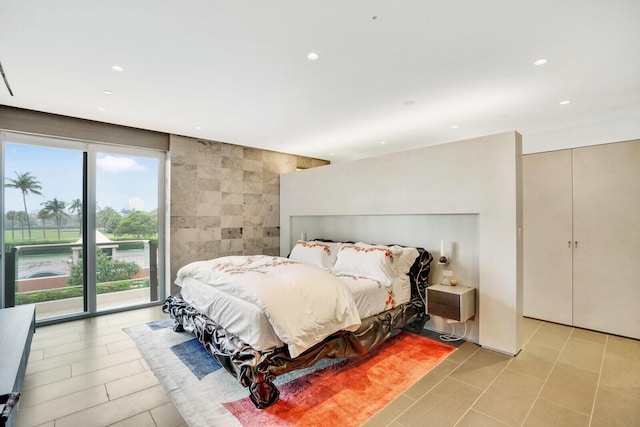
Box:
(559, 100), (571, 105)
(104, 89), (113, 95)
(329, 152), (335, 156)
(534, 59), (547, 66)
(195, 126), (202, 130)
(451, 125), (459, 129)
(403, 100), (416, 106)
(379, 141), (387, 145)
(307, 52), (319, 61)
(97, 107), (105, 111)
(111, 65), (124, 72)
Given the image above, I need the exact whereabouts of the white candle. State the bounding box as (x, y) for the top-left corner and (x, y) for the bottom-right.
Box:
(440, 240), (445, 257)
(300, 231), (306, 241)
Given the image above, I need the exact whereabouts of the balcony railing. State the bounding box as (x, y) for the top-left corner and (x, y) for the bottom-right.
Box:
(3, 240), (158, 321)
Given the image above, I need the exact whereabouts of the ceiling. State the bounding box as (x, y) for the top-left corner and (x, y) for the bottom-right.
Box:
(1, 1), (639, 162)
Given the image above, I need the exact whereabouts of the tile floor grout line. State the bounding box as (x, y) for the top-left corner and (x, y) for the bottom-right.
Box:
(20, 361), (148, 409)
(518, 325), (575, 426)
(52, 383), (162, 427)
(383, 343), (480, 427)
(15, 309), (171, 427)
(40, 337), (128, 360)
(39, 361), (165, 424)
(524, 318), (545, 338)
(587, 334), (608, 427)
(460, 408), (511, 426)
(452, 354), (513, 426)
(33, 383), (110, 427)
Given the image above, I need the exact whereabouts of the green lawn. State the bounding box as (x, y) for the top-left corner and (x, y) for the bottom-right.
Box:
(4, 228), (82, 245)
(16, 278), (150, 304)
(4, 229), (157, 251)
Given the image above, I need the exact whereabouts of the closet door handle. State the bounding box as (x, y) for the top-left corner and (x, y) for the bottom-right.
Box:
(568, 241), (571, 248)
(574, 241), (578, 248)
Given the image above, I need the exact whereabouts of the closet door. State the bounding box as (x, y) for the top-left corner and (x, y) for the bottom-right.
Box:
(572, 140), (640, 339)
(523, 150), (573, 324)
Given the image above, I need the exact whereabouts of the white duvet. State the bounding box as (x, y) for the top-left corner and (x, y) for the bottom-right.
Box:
(334, 274), (411, 319)
(175, 255), (362, 358)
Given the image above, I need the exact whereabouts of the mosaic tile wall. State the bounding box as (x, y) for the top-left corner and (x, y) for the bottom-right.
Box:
(169, 135), (328, 292)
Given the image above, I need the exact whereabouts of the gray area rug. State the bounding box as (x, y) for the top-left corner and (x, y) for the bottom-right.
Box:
(125, 319), (342, 426)
(125, 319), (246, 426)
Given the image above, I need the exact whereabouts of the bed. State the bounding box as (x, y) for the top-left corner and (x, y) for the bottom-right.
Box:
(162, 240), (432, 408)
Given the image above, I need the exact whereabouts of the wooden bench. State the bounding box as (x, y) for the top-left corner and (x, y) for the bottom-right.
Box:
(0, 305), (35, 427)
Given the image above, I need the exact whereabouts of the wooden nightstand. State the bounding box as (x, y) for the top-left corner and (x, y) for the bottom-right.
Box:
(427, 284), (476, 322)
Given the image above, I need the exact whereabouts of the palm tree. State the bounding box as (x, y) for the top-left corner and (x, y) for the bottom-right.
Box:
(41, 198), (68, 240)
(15, 211), (27, 240)
(5, 210), (17, 240)
(5, 171), (42, 240)
(97, 207), (121, 233)
(37, 209), (50, 239)
(69, 198), (82, 235)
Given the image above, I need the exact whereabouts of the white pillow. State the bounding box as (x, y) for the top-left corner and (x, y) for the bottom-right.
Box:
(387, 246), (419, 301)
(389, 246), (419, 280)
(289, 240), (342, 270)
(392, 276), (412, 305)
(331, 243), (400, 286)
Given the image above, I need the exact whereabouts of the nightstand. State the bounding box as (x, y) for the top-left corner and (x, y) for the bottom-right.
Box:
(427, 284), (476, 322)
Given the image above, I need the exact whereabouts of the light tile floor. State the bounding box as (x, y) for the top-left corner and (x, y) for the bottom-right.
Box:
(13, 308), (640, 426)
(15, 306), (186, 427)
(365, 317), (640, 427)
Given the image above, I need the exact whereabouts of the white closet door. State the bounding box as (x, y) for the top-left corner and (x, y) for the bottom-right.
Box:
(572, 140), (640, 339)
(523, 150), (573, 324)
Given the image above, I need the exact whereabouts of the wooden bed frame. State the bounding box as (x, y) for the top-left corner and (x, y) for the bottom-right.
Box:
(162, 248), (432, 408)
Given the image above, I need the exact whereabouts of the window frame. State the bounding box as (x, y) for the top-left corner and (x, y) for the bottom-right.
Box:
(1, 130), (168, 322)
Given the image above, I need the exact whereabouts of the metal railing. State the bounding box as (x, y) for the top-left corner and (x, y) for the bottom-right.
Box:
(3, 240), (158, 309)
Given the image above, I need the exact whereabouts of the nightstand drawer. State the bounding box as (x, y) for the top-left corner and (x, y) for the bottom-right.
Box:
(427, 301), (460, 320)
(427, 285), (476, 322)
(427, 289), (459, 306)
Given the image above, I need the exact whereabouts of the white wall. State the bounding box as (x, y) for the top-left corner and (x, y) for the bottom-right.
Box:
(291, 214), (481, 343)
(281, 131), (523, 355)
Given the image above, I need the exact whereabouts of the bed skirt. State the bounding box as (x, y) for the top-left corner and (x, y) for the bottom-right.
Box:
(163, 294), (428, 408)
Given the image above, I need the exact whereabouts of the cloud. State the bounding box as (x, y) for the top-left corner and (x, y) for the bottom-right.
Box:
(97, 155), (147, 173)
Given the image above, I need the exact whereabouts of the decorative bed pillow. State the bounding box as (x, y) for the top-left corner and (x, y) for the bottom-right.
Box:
(392, 275), (412, 304)
(331, 243), (401, 286)
(289, 240), (342, 270)
(389, 246), (420, 279)
(388, 246), (420, 300)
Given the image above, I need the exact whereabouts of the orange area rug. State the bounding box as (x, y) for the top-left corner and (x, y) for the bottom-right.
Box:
(223, 331), (455, 426)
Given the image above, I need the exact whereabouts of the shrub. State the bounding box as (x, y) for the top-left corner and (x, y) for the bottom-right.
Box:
(68, 250), (140, 286)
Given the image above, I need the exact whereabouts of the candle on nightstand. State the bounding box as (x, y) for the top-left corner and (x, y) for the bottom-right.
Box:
(440, 240), (445, 258)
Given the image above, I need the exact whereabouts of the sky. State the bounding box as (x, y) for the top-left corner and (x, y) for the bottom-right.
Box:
(3, 142), (159, 215)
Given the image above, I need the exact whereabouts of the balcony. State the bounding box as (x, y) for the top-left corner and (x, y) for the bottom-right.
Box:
(4, 239), (159, 322)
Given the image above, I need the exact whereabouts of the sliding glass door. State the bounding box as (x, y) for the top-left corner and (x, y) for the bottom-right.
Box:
(1, 131), (165, 322)
(3, 139), (85, 318)
(95, 150), (161, 311)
